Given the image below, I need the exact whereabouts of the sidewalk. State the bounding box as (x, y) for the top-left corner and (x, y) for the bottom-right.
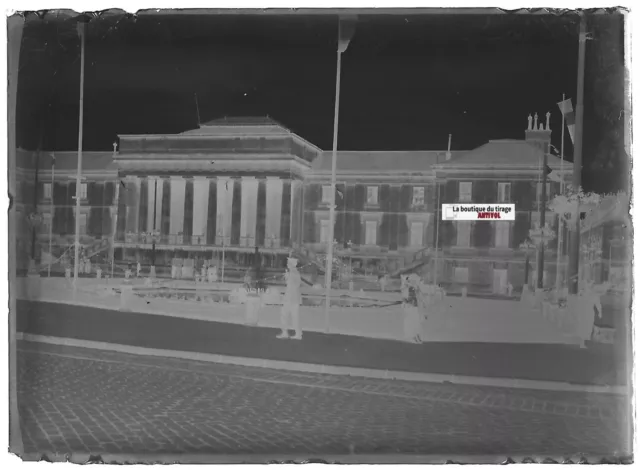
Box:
(17, 277), (576, 344)
(16, 296), (627, 387)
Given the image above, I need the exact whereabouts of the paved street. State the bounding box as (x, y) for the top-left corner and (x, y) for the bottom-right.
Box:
(17, 341), (631, 461)
(17, 300), (628, 386)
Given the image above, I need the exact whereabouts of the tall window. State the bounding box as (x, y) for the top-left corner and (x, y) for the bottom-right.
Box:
(456, 222), (471, 247)
(321, 185), (332, 204)
(365, 220), (377, 246)
(459, 182), (472, 202)
(497, 182), (511, 203)
(494, 223), (511, 248)
(412, 187), (425, 206)
(43, 183), (52, 200)
(366, 186), (379, 205)
(320, 219), (330, 243)
(410, 222), (423, 247)
(78, 183), (88, 200)
(454, 267), (469, 283)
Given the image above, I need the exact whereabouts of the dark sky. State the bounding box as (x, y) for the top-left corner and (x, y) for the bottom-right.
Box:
(15, 10), (627, 191)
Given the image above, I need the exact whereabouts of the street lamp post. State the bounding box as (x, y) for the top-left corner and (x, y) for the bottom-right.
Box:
(150, 177), (158, 278)
(324, 17), (356, 333)
(47, 156), (55, 277)
(72, 21), (86, 290)
(27, 212), (43, 276)
(218, 230), (226, 283)
(529, 223), (556, 288)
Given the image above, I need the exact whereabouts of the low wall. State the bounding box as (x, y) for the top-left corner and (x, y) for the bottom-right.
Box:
(16, 277), (577, 345)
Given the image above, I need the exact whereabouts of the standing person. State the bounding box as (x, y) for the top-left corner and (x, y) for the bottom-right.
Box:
(277, 257), (303, 340)
(403, 274), (423, 344)
(136, 261), (142, 278)
(379, 274), (388, 292)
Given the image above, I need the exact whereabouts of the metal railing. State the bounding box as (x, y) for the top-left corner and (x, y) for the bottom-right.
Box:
(117, 232), (291, 249)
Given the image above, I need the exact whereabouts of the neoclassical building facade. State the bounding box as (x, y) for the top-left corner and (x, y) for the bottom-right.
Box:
(15, 115), (572, 292)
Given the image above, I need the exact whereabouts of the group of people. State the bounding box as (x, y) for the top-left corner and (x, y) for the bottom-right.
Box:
(63, 255), (95, 279)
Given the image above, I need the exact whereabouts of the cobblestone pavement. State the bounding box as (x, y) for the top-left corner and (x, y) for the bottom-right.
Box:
(17, 341), (631, 461)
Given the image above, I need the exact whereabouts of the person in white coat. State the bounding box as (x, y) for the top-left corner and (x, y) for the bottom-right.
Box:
(277, 257), (303, 340)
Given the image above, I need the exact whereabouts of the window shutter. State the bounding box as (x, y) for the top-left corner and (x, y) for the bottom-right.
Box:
(336, 183), (346, 211)
(444, 181), (457, 203)
(379, 213), (390, 247)
(400, 185), (412, 211)
(397, 214), (408, 247)
(517, 181), (535, 210)
(334, 208), (345, 245)
(354, 184), (366, 211)
(379, 184), (390, 212)
(474, 221), (492, 247)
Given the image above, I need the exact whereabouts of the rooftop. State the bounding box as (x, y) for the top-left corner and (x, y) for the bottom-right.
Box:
(181, 116), (293, 136)
(310, 150), (464, 174)
(440, 139), (566, 167)
(16, 149), (116, 173)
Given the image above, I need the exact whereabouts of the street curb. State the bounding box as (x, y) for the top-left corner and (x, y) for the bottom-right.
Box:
(18, 452), (611, 464)
(17, 333), (627, 395)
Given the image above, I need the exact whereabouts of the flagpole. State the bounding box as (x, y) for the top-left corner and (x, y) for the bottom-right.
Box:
(73, 21), (86, 290)
(568, 14), (587, 295)
(536, 143), (548, 290)
(48, 156), (55, 277)
(555, 94), (566, 293)
(324, 47), (342, 332)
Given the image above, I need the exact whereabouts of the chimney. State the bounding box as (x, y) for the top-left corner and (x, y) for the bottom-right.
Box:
(445, 134), (452, 160)
(525, 112), (552, 154)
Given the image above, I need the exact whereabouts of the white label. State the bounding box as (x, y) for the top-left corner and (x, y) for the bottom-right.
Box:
(442, 204), (516, 221)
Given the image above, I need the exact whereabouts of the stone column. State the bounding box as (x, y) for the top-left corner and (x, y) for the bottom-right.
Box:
(240, 176), (258, 247)
(265, 177), (283, 247)
(290, 179), (302, 247)
(169, 176), (186, 239)
(192, 176), (209, 244)
(146, 176), (157, 233)
(124, 176), (140, 234)
(216, 177), (234, 243)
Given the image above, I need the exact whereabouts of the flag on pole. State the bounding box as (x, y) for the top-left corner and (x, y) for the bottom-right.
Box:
(50, 153), (56, 166)
(557, 98), (575, 144)
(338, 16), (357, 53)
